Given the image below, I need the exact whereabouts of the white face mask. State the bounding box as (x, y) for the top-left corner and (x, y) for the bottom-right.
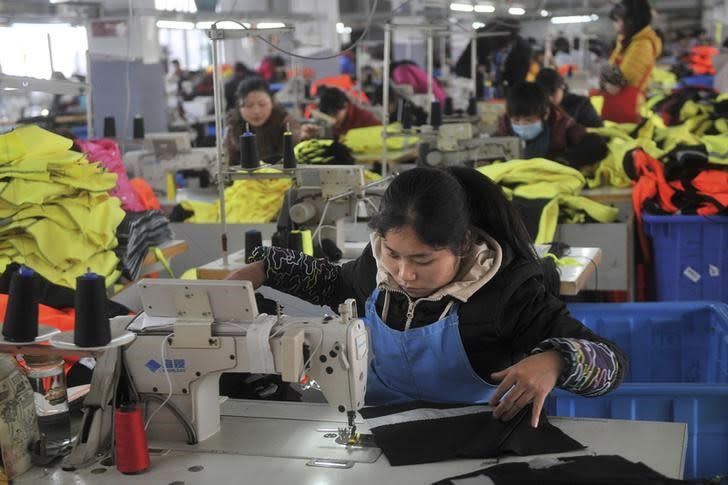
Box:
(511, 120), (544, 141)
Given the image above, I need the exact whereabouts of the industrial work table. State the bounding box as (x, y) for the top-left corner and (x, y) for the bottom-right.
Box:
(17, 400), (687, 484)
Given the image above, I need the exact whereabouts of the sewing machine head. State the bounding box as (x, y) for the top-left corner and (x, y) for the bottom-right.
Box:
(122, 279), (368, 444)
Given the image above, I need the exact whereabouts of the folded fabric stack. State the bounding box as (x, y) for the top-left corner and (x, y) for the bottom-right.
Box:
(477, 159), (619, 244)
(115, 210), (174, 280)
(0, 125), (124, 288)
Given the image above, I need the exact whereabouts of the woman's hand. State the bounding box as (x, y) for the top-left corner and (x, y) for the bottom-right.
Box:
(224, 261), (265, 288)
(489, 350), (564, 428)
(299, 124), (321, 140)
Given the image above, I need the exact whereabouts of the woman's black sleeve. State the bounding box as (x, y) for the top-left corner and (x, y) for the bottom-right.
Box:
(249, 245), (377, 314)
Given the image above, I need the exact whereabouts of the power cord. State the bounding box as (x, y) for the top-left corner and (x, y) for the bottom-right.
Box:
(144, 332), (175, 431)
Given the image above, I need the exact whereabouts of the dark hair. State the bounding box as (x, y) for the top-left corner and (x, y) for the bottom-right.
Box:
(318, 86), (349, 115)
(234, 62), (251, 74)
(610, 0), (652, 45)
(237, 77), (271, 101)
(534, 68), (565, 96)
(369, 167), (536, 262)
(506, 81), (549, 118)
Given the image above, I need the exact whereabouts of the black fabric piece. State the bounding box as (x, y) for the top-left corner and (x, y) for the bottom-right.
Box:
(0, 262), (130, 317)
(360, 402), (583, 466)
(115, 211), (175, 280)
(561, 92), (603, 128)
(510, 197), (550, 241)
(663, 145), (710, 181)
(432, 454), (698, 485)
(562, 133), (609, 169)
(169, 204), (194, 223)
(218, 373), (302, 401)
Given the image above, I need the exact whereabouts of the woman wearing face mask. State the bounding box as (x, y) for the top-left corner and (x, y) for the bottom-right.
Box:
(224, 77), (300, 164)
(494, 81), (606, 171)
(226, 166), (625, 428)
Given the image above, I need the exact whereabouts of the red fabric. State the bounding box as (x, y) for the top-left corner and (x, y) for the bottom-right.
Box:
(687, 46), (719, 75)
(600, 57), (652, 124)
(332, 102), (381, 137)
(129, 178), (161, 210)
(600, 85), (643, 124)
(0, 294), (78, 372)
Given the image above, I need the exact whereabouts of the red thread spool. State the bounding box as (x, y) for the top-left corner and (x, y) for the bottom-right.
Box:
(114, 404), (150, 474)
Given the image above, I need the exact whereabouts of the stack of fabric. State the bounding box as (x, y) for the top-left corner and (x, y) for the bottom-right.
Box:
(477, 159), (619, 244)
(115, 211), (174, 280)
(0, 125), (124, 288)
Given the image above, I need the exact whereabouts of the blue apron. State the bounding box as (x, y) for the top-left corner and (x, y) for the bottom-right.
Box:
(364, 287), (497, 406)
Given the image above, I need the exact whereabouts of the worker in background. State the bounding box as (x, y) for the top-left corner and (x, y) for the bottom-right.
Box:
(390, 60), (447, 104)
(495, 81), (607, 171)
(224, 62), (255, 111)
(224, 77), (300, 163)
(226, 166), (625, 425)
(535, 68), (603, 128)
(315, 86), (381, 138)
(454, 19), (532, 97)
(600, 0), (662, 123)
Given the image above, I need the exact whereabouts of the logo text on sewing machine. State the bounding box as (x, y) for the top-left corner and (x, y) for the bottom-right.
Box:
(146, 359), (186, 373)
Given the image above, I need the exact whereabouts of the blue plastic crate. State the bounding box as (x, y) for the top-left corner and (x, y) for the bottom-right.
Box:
(568, 302), (728, 383)
(547, 302), (728, 478)
(643, 214), (728, 302)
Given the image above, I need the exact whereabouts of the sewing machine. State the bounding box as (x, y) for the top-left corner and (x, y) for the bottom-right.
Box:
(122, 279), (368, 444)
(124, 132), (218, 193)
(417, 124), (523, 167)
(275, 165), (389, 257)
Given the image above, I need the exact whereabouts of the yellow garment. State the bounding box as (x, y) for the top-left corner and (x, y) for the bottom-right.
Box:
(609, 26), (662, 91)
(0, 126), (124, 288)
(182, 170), (292, 223)
(0, 125), (73, 163)
(478, 159), (586, 197)
(703, 135), (728, 165)
(477, 159), (618, 243)
(648, 67), (677, 94)
(590, 95), (604, 115)
(341, 123), (419, 153)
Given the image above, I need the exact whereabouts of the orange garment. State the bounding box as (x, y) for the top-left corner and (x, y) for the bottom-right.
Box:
(687, 46), (719, 75)
(129, 178), (161, 210)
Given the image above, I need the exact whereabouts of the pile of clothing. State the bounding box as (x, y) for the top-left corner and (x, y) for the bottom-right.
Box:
(477, 159), (619, 244)
(0, 126), (124, 288)
(115, 211), (175, 280)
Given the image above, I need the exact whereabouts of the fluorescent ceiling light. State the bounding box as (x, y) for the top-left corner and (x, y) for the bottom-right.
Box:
(156, 20), (194, 29)
(195, 21), (250, 29)
(472, 21), (486, 29)
(550, 15), (597, 24)
(540, 9), (549, 17)
(336, 22), (352, 34)
(155, 0), (197, 13)
(256, 22), (286, 29)
(450, 3), (474, 12)
(508, 7), (525, 15)
(474, 4), (495, 13)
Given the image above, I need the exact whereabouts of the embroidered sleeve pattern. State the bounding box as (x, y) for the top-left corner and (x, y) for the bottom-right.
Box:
(532, 337), (620, 396)
(249, 246), (341, 306)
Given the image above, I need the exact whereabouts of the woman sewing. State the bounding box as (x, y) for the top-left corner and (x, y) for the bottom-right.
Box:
(226, 167), (625, 427)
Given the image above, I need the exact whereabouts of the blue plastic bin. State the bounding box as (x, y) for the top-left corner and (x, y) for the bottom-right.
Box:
(643, 214), (728, 302)
(547, 302), (728, 478)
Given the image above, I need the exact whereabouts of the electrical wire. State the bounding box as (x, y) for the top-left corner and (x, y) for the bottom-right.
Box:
(144, 332), (175, 431)
(211, 0), (378, 61)
(299, 327), (325, 384)
(311, 198), (332, 248)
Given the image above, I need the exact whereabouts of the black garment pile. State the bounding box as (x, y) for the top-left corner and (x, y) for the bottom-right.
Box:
(359, 401), (584, 467)
(432, 454), (706, 485)
(115, 210), (174, 280)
